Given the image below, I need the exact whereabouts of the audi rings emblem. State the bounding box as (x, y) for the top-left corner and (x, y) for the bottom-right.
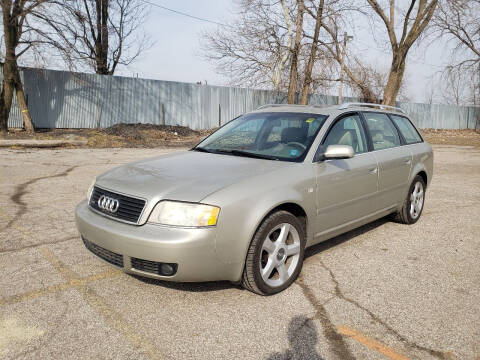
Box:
(97, 195), (120, 213)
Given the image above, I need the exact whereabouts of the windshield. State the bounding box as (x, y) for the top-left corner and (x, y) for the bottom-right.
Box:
(194, 112), (328, 162)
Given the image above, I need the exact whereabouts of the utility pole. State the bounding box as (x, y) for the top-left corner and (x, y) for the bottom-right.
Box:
(338, 32), (353, 105)
(470, 61), (478, 130)
(476, 61), (480, 106)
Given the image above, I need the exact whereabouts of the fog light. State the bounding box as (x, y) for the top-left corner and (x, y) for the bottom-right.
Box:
(160, 263), (176, 276)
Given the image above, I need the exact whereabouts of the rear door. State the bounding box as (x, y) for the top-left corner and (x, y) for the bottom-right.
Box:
(361, 112), (412, 209)
(315, 113), (378, 236)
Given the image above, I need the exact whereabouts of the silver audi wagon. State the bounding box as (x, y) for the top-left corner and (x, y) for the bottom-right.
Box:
(75, 103), (433, 295)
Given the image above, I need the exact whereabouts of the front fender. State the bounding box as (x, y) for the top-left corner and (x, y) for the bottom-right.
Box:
(201, 164), (316, 282)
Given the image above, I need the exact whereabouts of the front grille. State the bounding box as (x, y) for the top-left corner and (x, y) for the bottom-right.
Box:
(89, 186), (146, 223)
(83, 237), (124, 267)
(131, 257), (178, 276)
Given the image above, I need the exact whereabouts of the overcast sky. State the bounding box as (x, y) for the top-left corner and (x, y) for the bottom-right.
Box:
(118, 0), (451, 104)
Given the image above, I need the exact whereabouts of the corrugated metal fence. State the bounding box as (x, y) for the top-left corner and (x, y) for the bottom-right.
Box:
(2, 67), (479, 130)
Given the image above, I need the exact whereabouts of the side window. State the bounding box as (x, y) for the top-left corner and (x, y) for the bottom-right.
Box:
(363, 112), (401, 150)
(390, 115), (422, 144)
(323, 114), (368, 154)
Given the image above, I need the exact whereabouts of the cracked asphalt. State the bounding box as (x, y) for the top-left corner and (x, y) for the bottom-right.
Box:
(1, 145), (479, 360)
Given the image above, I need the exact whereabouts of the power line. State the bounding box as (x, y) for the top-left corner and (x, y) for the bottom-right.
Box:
(140, 0), (232, 28)
(141, 1), (445, 69)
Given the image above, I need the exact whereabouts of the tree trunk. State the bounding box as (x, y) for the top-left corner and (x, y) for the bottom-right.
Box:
(300, 1), (323, 105)
(101, 0), (109, 74)
(0, 85), (8, 133)
(1, 1), (14, 133)
(1, 54), (35, 133)
(361, 87), (379, 103)
(0, 61), (16, 133)
(366, 0), (438, 105)
(382, 53), (406, 106)
(0, 0), (39, 133)
(15, 71), (35, 133)
(95, 0), (110, 74)
(287, 0), (304, 104)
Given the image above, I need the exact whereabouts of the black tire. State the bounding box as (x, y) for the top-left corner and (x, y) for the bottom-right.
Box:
(242, 210), (306, 295)
(393, 175), (426, 224)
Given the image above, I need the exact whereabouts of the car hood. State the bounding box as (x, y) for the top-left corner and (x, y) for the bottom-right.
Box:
(95, 150), (291, 203)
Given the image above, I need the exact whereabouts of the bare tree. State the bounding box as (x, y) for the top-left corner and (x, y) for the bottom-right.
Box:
(422, 72), (439, 104)
(204, 0), (422, 106)
(319, 14), (380, 103)
(366, 0), (438, 106)
(440, 66), (463, 106)
(202, 0), (296, 91)
(347, 62), (388, 102)
(0, 0), (47, 133)
(32, 0), (150, 75)
(433, 0), (479, 105)
(202, 0), (345, 103)
(433, 0), (479, 66)
(439, 65), (477, 106)
(299, 0), (324, 104)
(287, 0), (304, 103)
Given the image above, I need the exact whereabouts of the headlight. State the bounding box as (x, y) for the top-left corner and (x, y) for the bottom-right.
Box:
(148, 201), (220, 227)
(87, 179), (96, 201)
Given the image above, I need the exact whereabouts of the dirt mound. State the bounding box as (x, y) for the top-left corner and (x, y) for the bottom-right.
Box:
(421, 129), (480, 147)
(1, 123), (215, 148)
(103, 123), (199, 139)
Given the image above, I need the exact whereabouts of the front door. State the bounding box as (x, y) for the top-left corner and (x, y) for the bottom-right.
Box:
(315, 113), (378, 237)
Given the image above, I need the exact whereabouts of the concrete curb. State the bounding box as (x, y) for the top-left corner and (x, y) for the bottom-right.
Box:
(0, 139), (88, 148)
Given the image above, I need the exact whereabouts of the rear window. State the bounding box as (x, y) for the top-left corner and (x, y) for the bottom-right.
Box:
(390, 115), (423, 144)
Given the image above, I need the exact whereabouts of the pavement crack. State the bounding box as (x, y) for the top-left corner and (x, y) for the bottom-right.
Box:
(37, 247), (165, 360)
(3, 166), (78, 230)
(0, 236), (77, 254)
(318, 259), (452, 360)
(296, 276), (357, 360)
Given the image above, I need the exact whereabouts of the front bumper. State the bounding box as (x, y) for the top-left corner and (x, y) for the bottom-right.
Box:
(75, 200), (239, 282)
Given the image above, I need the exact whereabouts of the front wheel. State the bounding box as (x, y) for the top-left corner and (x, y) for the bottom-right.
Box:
(394, 175), (426, 224)
(242, 211), (306, 295)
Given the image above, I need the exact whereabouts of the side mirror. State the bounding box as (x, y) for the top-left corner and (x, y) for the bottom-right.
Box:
(324, 145), (354, 159)
(315, 145), (354, 161)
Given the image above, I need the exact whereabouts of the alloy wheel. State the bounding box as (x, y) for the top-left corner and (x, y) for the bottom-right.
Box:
(409, 181), (424, 219)
(259, 223), (301, 287)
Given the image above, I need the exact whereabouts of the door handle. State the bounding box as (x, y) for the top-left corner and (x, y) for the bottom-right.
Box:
(404, 158), (411, 165)
(369, 167), (378, 174)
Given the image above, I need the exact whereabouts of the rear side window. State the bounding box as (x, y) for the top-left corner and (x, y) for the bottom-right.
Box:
(390, 115), (422, 144)
(363, 112), (401, 150)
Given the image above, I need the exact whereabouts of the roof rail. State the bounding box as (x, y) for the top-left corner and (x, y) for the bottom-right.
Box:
(338, 102), (405, 114)
(256, 104), (285, 110)
(256, 103), (330, 110)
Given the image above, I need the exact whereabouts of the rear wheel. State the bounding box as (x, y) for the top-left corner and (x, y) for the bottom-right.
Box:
(394, 175), (426, 224)
(242, 211), (306, 295)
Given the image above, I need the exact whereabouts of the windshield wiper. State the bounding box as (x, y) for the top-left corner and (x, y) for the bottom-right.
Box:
(228, 149), (278, 160)
(192, 147), (214, 153)
(193, 147), (278, 160)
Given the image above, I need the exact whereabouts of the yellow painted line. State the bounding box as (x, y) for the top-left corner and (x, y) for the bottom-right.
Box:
(38, 248), (165, 359)
(0, 270), (121, 306)
(338, 325), (410, 360)
(39, 247), (77, 279)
